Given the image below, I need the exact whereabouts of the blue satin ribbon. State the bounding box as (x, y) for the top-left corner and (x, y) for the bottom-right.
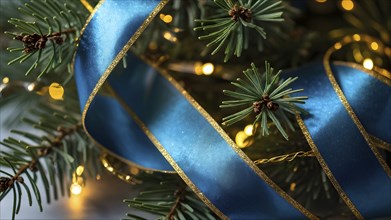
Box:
(286, 63), (391, 219)
(73, 0), (391, 219)
(74, 0), (311, 219)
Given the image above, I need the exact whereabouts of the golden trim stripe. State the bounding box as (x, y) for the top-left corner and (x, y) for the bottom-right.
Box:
(296, 115), (364, 219)
(102, 84), (176, 174)
(106, 83), (228, 219)
(155, 68), (319, 220)
(369, 135), (391, 153)
(74, 0), (174, 175)
(75, 0), (227, 218)
(75, 1), (319, 218)
(324, 41), (391, 177)
(80, 0), (94, 13)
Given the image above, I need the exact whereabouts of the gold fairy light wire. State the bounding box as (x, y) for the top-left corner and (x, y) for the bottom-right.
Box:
(254, 151), (315, 165)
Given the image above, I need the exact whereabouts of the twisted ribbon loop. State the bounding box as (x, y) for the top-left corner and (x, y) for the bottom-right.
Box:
(74, 1), (390, 219)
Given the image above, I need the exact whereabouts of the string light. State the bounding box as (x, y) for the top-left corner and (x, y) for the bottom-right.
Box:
(49, 82), (64, 100)
(27, 83), (35, 91)
(341, 0), (354, 11)
(363, 58), (374, 70)
(163, 31), (177, 42)
(70, 164), (85, 195)
(315, 0), (327, 3)
(235, 131), (249, 148)
(290, 182), (297, 191)
(334, 42), (342, 50)
(201, 63), (214, 75)
(159, 13), (173, 23)
(70, 183), (83, 195)
(244, 125), (254, 136)
(76, 165), (85, 176)
(370, 42), (379, 51)
(101, 158), (109, 167)
(161, 14), (173, 23)
(2, 77), (9, 84)
(352, 34), (360, 41)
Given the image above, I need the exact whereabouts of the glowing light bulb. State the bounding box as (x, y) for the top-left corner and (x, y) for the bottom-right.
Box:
(27, 83), (35, 91)
(363, 58), (374, 70)
(315, 0), (327, 3)
(49, 82), (64, 100)
(290, 182), (297, 191)
(162, 15), (173, 23)
(244, 125), (254, 136)
(341, 0), (354, 11)
(370, 42), (379, 51)
(76, 166), (85, 176)
(70, 183), (82, 195)
(334, 43), (342, 50)
(235, 131), (248, 148)
(101, 158), (109, 168)
(201, 63), (214, 75)
(2, 77), (9, 84)
(352, 34), (360, 41)
(163, 31), (177, 42)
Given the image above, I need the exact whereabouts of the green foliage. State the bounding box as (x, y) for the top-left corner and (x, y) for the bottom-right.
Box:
(220, 61), (307, 140)
(5, 0), (88, 83)
(240, 126), (345, 218)
(131, 0), (206, 62)
(194, 0), (284, 62)
(0, 91), (101, 220)
(123, 175), (216, 220)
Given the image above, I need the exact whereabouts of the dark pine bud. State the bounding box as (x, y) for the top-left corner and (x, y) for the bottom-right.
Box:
(54, 37), (64, 45)
(229, 5), (252, 22)
(35, 36), (47, 49)
(0, 177), (11, 192)
(266, 101), (279, 111)
(253, 101), (263, 114)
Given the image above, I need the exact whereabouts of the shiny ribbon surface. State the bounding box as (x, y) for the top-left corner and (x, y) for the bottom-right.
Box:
(288, 62), (391, 219)
(74, 0), (391, 219)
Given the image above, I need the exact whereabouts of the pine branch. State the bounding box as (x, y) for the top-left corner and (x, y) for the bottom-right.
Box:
(131, 0), (205, 62)
(220, 61), (307, 140)
(194, 0), (284, 62)
(240, 126), (342, 216)
(0, 90), (101, 220)
(123, 176), (216, 220)
(5, 0), (89, 83)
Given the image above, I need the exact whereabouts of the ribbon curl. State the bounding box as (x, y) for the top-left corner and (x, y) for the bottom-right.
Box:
(74, 0), (391, 219)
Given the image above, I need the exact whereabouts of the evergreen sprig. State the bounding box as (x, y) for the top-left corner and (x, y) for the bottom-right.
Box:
(0, 92), (101, 220)
(123, 176), (216, 220)
(194, 0), (284, 62)
(5, 0), (88, 83)
(220, 61), (307, 140)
